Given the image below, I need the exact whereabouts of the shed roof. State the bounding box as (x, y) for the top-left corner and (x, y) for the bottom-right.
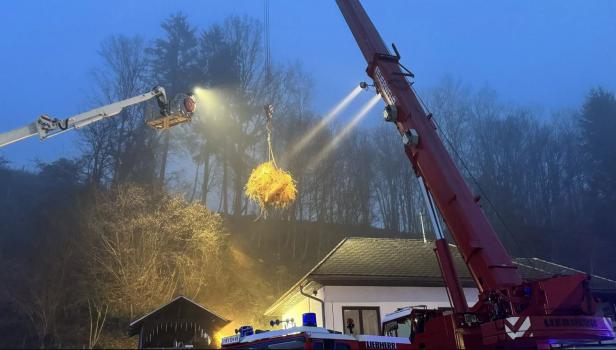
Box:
(128, 296), (230, 337)
(265, 237), (616, 316)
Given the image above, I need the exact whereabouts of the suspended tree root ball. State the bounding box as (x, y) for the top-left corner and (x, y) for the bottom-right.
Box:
(245, 161), (297, 215)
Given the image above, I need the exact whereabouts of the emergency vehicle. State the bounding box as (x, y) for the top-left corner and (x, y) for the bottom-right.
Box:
(221, 313), (411, 350)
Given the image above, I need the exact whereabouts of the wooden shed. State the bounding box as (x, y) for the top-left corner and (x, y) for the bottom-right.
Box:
(128, 296), (230, 349)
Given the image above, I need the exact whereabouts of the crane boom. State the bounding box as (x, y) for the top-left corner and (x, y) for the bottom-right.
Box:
(0, 122), (39, 148)
(336, 0), (520, 295)
(337, 1), (614, 348)
(0, 86), (192, 148)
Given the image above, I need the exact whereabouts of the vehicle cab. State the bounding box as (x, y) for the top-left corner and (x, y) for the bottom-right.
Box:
(382, 307), (416, 339)
(382, 306), (455, 341)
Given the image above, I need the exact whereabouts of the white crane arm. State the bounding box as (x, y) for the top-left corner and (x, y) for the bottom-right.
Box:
(0, 86), (167, 148)
(0, 122), (39, 147)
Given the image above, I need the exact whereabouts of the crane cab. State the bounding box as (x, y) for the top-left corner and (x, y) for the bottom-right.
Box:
(382, 307), (466, 350)
(382, 306), (451, 340)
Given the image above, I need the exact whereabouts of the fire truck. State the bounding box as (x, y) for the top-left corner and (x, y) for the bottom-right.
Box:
(221, 313), (411, 350)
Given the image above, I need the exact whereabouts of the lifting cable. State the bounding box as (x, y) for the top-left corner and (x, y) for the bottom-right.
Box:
(411, 85), (535, 269)
(266, 104), (277, 167)
(264, 0), (276, 167)
(244, 0), (297, 218)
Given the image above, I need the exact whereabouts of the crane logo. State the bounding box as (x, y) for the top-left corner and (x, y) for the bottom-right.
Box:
(374, 66), (397, 105)
(504, 317), (531, 340)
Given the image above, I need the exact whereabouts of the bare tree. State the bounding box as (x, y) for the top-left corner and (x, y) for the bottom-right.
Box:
(148, 13), (199, 188)
(81, 35), (154, 187)
(8, 235), (74, 348)
(87, 299), (108, 349)
(78, 184), (228, 320)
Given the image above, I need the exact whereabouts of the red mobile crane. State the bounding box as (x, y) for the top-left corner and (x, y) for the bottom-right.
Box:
(336, 1), (614, 349)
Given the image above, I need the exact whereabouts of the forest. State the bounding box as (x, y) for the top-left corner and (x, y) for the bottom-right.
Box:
(0, 12), (615, 349)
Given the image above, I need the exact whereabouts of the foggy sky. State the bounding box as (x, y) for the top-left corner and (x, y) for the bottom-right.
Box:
(1, 0), (614, 168)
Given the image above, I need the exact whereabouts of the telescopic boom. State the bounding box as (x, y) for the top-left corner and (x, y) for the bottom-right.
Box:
(0, 86), (195, 148)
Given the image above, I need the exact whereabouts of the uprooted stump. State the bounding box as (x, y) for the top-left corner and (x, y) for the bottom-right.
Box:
(245, 161), (297, 216)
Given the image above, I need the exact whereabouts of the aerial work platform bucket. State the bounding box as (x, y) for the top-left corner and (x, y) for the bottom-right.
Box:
(147, 93), (196, 131)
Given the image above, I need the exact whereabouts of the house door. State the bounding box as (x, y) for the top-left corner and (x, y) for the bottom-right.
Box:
(341, 307), (380, 335)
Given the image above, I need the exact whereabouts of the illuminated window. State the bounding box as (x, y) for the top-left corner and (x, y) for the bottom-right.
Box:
(342, 307), (381, 335)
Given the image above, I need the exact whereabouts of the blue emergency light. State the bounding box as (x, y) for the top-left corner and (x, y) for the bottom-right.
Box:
(238, 325), (254, 337)
(302, 312), (317, 327)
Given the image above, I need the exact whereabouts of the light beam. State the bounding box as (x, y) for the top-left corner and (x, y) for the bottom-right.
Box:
(192, 86), (223, 121)
(307, 93), (381, 169)
(286, 85), (362, 160)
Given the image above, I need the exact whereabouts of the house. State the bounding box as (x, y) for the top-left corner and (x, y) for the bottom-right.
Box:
(128, 296), (230, 349)
(264, 237), (616, 337)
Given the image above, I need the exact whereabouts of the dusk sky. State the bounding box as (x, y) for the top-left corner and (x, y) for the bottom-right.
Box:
(1, 0), (615, 168)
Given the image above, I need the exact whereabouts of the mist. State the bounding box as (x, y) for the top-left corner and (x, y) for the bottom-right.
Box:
(0, 1), (615, 348)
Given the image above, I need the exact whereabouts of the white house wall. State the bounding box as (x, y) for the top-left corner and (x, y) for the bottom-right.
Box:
(282, 288), (326, 328)
(282, 285), (478, 334)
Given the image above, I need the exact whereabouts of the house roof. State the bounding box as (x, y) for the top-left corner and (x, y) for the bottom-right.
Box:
(265, 237), (616, 317)
(128, 296), (230, 336)
(311, 237), (474, 286)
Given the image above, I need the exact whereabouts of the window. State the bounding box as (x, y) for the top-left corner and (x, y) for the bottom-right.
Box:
(383, 318), (412, 338)
(335, 342), (351, 350)
(267, 340), (305, 349)
(342, 307), (381, 335)
(241, 337), (305, 349)
(396, 319), (412, 338)
(313, 340), (352, 350)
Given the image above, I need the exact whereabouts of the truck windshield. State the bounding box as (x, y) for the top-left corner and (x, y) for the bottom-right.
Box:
(383, 318), (412, 338)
